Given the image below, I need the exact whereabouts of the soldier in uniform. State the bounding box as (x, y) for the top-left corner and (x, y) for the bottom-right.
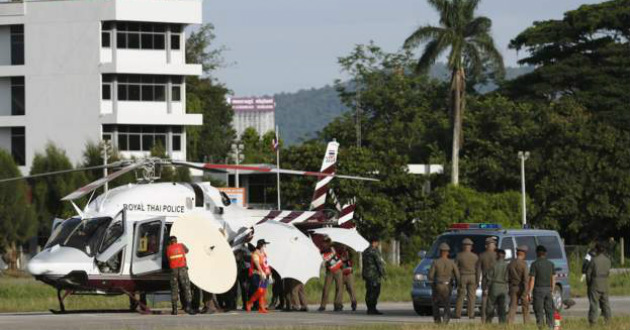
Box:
(586, 242), (612, 325)
(318, 237), (344, 312)
(477, 237), (497, 323)
(166, 236), (194, 315)
(362, 237), (386, 315)
(507, 245), (530, 324)
(486, 249), (508, 323)
(455, 238), (478, 319)
(528, 245), (556, 329)
(428, 243), (460, 324)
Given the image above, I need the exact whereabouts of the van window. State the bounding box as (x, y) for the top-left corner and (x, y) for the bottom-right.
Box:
(515, 236), (537, 260)
(427, 235), (492, 258)
(537, 236), (563, 259)
(500, 236), (515, 258)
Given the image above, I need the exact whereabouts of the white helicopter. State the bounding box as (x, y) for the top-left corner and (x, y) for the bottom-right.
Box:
(5, 141), (374, 313)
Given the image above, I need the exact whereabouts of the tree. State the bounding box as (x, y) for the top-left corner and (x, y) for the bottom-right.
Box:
(240, 127), (278, 164)
(185, 24), (235, 162)
(30, 144), (86, 242)
(0, 150), (36, 270)
(505, 0), (630, 126)
(403, 0), (504, 185)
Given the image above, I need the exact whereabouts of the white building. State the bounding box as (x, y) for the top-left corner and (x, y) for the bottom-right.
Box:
(230, 97), (275, 138)
(0, 0), (203, 173)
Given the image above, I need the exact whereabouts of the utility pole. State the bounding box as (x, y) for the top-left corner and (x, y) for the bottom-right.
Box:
(231, 142), (244, 188)
(102, 140), (111, 192)
(275, 125), (281, 210)
(518, 151), (530, 227)
(355, 89), (361, 148)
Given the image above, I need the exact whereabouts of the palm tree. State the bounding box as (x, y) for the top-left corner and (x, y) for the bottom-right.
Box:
(404, 0), (504, 185)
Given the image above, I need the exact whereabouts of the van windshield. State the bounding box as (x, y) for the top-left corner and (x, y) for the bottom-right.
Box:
(427, 234), (492, 259)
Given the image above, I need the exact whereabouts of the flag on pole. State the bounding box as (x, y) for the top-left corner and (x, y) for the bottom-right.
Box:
(272, 130), (280, 151)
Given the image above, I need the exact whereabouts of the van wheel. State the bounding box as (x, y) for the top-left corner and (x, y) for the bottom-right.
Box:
(413, 302), (432, 316)
(553, 285), (563, 311)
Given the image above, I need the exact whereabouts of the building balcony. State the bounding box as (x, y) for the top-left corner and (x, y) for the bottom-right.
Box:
(0, 65), (24, 78)
(104, 0), (202, 25)
(0, 1), (25, 18)
(99, 57), (200, 76)
(100, 100), (202, 126)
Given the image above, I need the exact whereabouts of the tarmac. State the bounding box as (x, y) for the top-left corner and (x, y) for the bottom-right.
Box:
(0, 297), (629, 330)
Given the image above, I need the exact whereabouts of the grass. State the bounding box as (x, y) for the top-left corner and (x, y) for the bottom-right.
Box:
(2, 261), (630, 313)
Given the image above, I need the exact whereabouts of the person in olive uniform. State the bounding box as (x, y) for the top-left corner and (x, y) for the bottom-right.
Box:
(486, 249), (508, 323)
(528, 245), (556, 329)
(362, 237), (386, 315)
(455, 238), (479, 319)
(507, 245), (530, 324)
(586, 242), (612, 325)
(477, 237), (497, 323)
(428, 243), (460, 324)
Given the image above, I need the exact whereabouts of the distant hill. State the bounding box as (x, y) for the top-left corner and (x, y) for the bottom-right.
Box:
(275, 64), (533, 145)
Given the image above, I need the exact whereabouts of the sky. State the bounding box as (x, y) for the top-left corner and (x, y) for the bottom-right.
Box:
(204, 0), (604, 96)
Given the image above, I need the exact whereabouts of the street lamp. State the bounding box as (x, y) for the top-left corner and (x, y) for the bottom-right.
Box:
(518, 151), (530, 227)
(231, 142), (245, 188)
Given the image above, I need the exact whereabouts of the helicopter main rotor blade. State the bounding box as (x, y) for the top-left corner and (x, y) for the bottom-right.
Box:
(0, 162), (125, 184)
(61, 161), (145, 201)
(173, 161), (379, 182)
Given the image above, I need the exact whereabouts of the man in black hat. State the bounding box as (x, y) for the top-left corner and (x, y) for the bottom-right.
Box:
(528, 245), (556, 329)
(477, 236), (497, 323)
(586, 242), (612, 325)
(362, 236), (385, 315)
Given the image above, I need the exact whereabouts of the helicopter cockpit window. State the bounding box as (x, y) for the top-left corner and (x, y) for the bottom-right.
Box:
(59, 217), (111, 256)
(45, 218), (81, 249)
(136, 221), (161, 258)
(99, 221), (123, 254)
(220, 192), (231, 207)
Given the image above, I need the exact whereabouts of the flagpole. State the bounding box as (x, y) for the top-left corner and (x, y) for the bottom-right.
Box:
(275, 125), (281, 210)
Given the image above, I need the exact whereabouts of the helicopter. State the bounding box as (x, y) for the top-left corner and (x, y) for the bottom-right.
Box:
(6, 140), (374, 313)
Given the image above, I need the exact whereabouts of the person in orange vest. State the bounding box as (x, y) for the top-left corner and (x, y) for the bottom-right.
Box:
(246, 239), (272, 313)
(318, 236), (344, 312)
(166, 236), (194, 315)
(339, 246), (358, 311)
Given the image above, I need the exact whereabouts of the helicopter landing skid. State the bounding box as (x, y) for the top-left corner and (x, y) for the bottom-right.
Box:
(122, 289), (161, 315)
(49, 289), (74, 314)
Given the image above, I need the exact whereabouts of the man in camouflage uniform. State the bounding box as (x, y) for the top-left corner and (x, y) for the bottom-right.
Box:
(455, 238), (478, 319)
(507, 245), (530, 324)
(428, 243), (460, 324)
(528, 245), (556, 329)
(362, 237), (386, 315)
(166, 236), (194, 315)
(486, 249), (508, 323)
(586, 242), (612, 325)
(477, 236), (497, 323)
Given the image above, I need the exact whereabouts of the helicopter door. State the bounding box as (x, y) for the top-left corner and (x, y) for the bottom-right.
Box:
(131, 218), (166, 276)
(96, 211), (128, 274)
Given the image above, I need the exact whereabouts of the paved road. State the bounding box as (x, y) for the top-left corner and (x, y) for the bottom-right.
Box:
(1, 297), (629, 330)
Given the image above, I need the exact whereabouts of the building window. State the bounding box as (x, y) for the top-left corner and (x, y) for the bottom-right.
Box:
(10, 25), (24, 65)
(11, 77), (25, 116)
(106, 74), (176, 102)
(101, 31), (111, 48)
(170, 34), (180, 50)
(102, 83), (112, 100)
(172, 135), (181, 151)
(11, 127), (25, 166)
(172, 85), (181, 102)
(104, 21), (174, 50)
(109, 125), (170, 152)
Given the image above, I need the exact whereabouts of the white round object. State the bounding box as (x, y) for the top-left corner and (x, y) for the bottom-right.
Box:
(171, 212), (237, 294)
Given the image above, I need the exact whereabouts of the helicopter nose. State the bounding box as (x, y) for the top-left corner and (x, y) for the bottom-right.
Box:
(27, 256), (47, 275)
(27, 246), (94, 277)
